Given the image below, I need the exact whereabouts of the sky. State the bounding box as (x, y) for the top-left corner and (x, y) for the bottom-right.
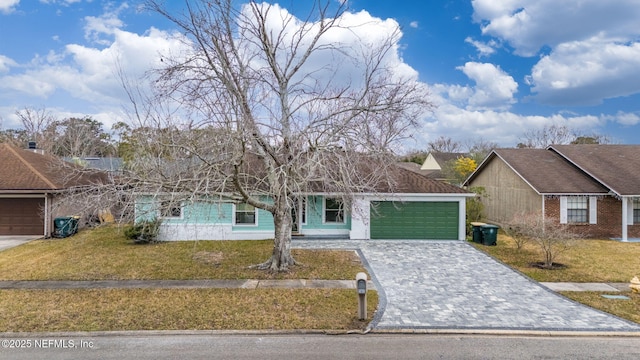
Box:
(1, 0), (639, 151)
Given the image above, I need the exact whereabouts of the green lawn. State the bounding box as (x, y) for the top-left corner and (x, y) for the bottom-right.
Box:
(0, 225), (376, 332)
(0, 225), (364, 281)
(475, 233), (640, 282)
(0, 288), (378, 332)
(475, 233), (640, 324)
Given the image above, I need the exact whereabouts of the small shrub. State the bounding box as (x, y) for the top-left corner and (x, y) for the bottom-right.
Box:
(124, 219), (161, 244)
(505, 212), (580, 269)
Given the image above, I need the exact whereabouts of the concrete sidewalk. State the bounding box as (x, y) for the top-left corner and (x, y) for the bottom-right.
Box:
(541, 282), (631, 292)
(0, 279), (374, 290)
(0, 279), (630, 292)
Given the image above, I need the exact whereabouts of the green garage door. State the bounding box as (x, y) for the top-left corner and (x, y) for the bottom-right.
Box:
(370, 201), (459, 240)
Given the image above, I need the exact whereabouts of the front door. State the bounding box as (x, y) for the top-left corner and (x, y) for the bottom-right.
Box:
(291, 197), (306, 234)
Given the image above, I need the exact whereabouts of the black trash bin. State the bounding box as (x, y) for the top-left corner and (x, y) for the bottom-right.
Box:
(53, 216), (79, 238)
(481, 224), (499, 246)
(470, 222), (485, 243)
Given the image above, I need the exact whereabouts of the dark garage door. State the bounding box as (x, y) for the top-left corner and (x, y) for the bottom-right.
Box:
(0, 198), (45, 235)
(370, 201), (459, 240)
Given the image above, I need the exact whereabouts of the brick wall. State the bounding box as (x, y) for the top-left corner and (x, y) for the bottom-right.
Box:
(544, 196), (640, 239)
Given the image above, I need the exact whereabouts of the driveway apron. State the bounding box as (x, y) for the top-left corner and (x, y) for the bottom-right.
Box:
(293, 239), (640, 332)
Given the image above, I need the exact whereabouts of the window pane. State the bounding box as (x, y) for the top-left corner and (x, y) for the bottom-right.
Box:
(160, 201), (181, 218)
(567, 197), (588, 209)
(235, 203), (256, 225)
(325, 198), (344, 223)
(567, 209), (587, 223)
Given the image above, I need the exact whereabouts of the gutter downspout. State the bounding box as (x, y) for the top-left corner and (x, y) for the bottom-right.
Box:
(622, 197), (628, 242)
(44, 194), (49, 237)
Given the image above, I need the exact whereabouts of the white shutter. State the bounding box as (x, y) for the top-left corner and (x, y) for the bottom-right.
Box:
(560, 196), (568, 224)
(589, 197), (597, 224)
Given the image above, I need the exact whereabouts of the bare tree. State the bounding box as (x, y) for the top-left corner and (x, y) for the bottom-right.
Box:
(118, 0), (432, 271)
(504, 212), (579, 268)
(15, 106), (56, 150)
(427, 135), (461, 153)
(47, 117), (114, 157)
(517, 124), (612, 149)
(517, 124), (573, 149)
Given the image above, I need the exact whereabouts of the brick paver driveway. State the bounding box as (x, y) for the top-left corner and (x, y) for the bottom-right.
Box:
(294, 239), (640, 332)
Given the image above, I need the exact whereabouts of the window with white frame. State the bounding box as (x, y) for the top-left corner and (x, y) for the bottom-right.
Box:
(634, 199), (640, 223)
(324, 198), (344, 223)
(567, 197), (588, 223)
(235, 203), (256, 225)
(160, 200), (182, 218)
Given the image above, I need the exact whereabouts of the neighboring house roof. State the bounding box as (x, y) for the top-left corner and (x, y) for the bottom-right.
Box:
(419, 152), (468, 180)
(64, 157), (124, 172)
(389, 165), (469, 194)
(0, 143), (104, 192)
(420, 152), (467, 171)
(465, 145), (640, 196)
(550, 145), (640, 196)
(395, 161), (433, 178)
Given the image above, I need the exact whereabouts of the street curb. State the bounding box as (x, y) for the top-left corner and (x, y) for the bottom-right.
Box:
(3, 328), (640, 338)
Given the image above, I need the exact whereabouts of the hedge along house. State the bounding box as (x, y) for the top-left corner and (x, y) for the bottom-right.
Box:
(0, 143), (105, 236)
(135, 164), (473, 241)
(463, 145), (640, 241)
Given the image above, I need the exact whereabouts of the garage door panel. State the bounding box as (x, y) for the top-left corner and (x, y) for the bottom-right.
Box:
(370, 201), (458, 240)
(0, 198), (45, 235)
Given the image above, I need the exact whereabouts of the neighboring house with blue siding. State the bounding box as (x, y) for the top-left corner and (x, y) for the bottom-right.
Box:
(135, 164), (473, 241)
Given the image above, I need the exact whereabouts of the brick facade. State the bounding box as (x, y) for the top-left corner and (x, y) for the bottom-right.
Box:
(544, 196), (640, 239)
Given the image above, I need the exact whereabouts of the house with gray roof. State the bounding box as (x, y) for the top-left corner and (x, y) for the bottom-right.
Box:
(464, 145), (640, 241)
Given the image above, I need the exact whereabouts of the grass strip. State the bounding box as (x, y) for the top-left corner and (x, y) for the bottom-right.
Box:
(560, 291), (640, 324)
(0, 288), (378, 332)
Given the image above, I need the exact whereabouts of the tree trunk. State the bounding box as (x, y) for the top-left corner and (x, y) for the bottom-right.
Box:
(253, 201), (297, 271)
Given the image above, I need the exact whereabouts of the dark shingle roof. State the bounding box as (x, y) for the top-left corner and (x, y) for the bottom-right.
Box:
(0, 143), (104, 192)
(391, 165), (469, 194)
(550, 145), (640, 196)
(430, 152), (467, 165)
(469, 148), (608, 194)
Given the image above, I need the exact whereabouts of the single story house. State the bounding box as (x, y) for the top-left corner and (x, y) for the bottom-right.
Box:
(136, 164), (473, 241)
(0, 143), (102, 236)
(463, 144), (640, 241)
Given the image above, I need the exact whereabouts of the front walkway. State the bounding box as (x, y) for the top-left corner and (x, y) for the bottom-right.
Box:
(293, 239), (640, 332)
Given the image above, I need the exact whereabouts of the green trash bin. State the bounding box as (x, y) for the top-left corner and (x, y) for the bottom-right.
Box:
(470, 222), (485, 243)
(481, 224), (499, 246)
(53, 216), (79, 238)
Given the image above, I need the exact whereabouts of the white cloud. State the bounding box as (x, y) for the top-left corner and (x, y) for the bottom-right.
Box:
(0, 0), (19, 14)
(464, 37), (496, 57)
(472, 0), (640, 57)
(454, 62), (517, 110)
(527, 37), (640, 105)
(83, 3), (128, 45)
(0, 54), (16, 73)
(415, 93), (609, 148)
(409, 21), (418, 29)
(611, 111), (640, 126)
